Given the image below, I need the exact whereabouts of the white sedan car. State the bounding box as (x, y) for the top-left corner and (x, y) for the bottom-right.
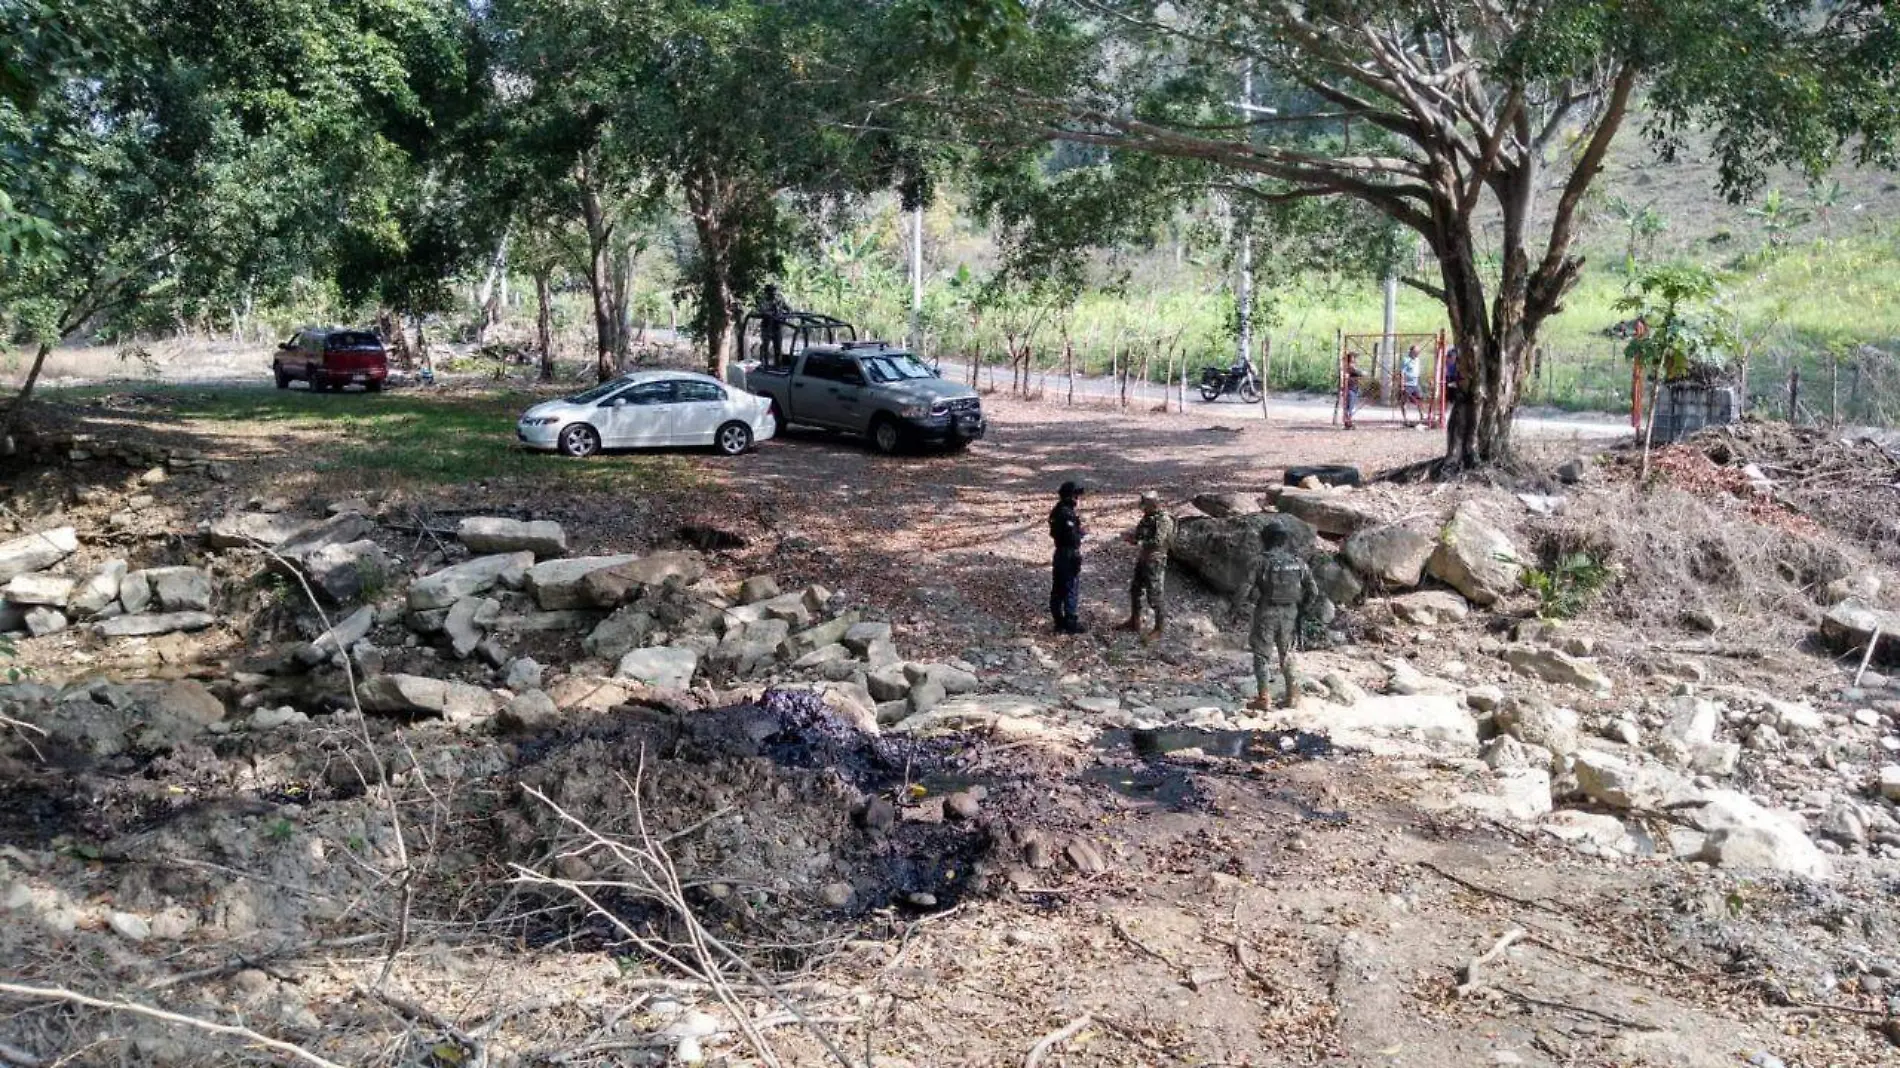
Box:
(516, 370), (776, 457)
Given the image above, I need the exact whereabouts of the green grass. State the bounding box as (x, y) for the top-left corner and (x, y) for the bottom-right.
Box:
(47, 386), (705, 491)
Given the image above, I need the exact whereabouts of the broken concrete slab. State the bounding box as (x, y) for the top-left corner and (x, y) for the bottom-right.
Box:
(207, 511), (309, 550)
(360, 674), (499, 724)
(1273, 488), (1383, 537)
(276, 511), (376, 562)
(1501, 644), (1612, 692)
(579, 552), (708, 608)
(67, 560), (127, 618)
(1269, 694), (1478, 756)
(94, 612), (216, 638)
(409, 552), (536, 611)
(0, 527), (79, 583)
(457, 517), (568, 559)
(3, 573), (75, 606)
(613, 646), (699, 690)
(524, 554), (641, 611)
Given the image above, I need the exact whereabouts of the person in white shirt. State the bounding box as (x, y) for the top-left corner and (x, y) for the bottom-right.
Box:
(1398, 345), (1425, 427)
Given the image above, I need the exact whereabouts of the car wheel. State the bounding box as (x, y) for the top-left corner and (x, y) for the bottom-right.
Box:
(871, 417), (903, 455)
(365, 380), (384, 393)
(714, 421), (753, 456)
(558, 423), (602, 458)
(273, 366), (289, 390)
(1199, 382), (1222, 402)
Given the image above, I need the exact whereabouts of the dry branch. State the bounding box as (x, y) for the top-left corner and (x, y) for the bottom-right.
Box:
(1455, 927), (1526, 997)
(1023, 1014), (1094, 1068)
(0, 981), (347, 1068)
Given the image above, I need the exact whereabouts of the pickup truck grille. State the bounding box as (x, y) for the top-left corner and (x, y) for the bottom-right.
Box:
(946, 398), (981, 412)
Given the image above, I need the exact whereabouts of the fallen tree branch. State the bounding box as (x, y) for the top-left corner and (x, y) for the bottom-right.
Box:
(1455, 927), (1526, 997)
(1498, 985), (1660, 1031)
(1418, 861), (1562, 914)
(0, 981), (347, 1068)
(1854, 626), (1883, 688)
(1023, 1014), (1094, 1068)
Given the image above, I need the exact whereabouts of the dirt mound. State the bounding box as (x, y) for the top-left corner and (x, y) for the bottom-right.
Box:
(1687, 420), (1900, 567)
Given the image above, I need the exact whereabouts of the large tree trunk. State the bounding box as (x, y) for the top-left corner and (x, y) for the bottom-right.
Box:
(577, 155), (617, 382)
(612, 240), (635, 366)
(534, 267), (555, 383)
(686, 171), (738, 381)
(2, 341), (55, 436)
(475, 232), (509, 347)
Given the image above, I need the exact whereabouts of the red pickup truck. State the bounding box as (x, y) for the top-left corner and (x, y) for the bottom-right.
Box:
(273, 328), (389, 392)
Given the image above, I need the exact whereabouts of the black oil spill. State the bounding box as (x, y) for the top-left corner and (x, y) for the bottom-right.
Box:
(1092, 727), (1332, 761)
(1082, 727), (1335, 813)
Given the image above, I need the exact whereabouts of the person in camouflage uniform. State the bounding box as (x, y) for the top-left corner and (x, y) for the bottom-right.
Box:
(1119, 491), (1176, 640)
(1246, 524), (1317, 710)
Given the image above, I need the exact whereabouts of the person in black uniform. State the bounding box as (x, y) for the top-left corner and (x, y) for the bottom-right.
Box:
(1048, 481), (1087, 634)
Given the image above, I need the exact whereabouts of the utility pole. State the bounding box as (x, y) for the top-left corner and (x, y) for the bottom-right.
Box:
(908, 205), (924, 352)
(1381, 273), (1398, 373)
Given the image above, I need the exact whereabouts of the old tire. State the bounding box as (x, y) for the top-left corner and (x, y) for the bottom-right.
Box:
(558, 423), (602, 458)
(714, 421), (753, 456)
(870, 416), (903, 455)
(1284, 464), (1362, 488)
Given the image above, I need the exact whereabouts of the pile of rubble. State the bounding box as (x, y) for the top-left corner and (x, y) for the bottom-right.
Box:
(1167, 476), (1900, 881)
(0, 526), (216, 637)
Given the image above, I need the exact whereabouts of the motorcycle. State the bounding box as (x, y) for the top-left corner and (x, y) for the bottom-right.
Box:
(1198, 361), (1262, 403)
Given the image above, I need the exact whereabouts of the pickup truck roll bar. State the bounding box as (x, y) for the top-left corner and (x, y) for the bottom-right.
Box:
(739, 310), (858, 371)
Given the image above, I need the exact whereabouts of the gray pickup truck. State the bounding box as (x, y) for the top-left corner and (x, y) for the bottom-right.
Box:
(731, 342), (986, 454)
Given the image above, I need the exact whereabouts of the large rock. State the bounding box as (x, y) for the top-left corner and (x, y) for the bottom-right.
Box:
(579, 552), (707, 608)
(583, 605), (656, 661)
(408, 552), (535, 611)
(1388, 590), (1470, 626)
(1426, 505), (1523, 606)
(444, 597), (500, 659)
(1191, 492), (1262, 519)
(1169, 513), (1317, 596)
(547, 676), (637, 714)
(24, 607), (68, 637)
(1501, 644), (1612, 692)
(1493, 695), (1580, 760)
(1273, 488), (1382, 537)
(3, 573), (75, 606)
(525, 554), (640, 610)
(207, 511), (308, 550)
(1269, 693), (1479, 756)
(903, 662), (981, 696)
(1693, 790), (1830, 879)
(498, 690), (561, 733)
(613, 646), (699, 690)
(0, 527), (79, 583)
(1458, 768), (1553, 822)
(276, 512), (376, 563)
(738, 575), (780, 604)
(1541, 811), (1638, 855)
(891, 695), (1069, 744)
(302, 540), (393, 603)
(1820, 601), (1900, 666)
(781, 611), (862, 661)
(1342, 520), (1438, 587)
(1652, 695), (1721, 765)
(295, 605), (375, 667)
(457, 517), (568, 559)
(1309, 555), (1363, 606)
(843, 621), (893, 656)
(126, 567), (214, 613)
(359, 674), (499, 723)
(1573, 751), (1700, 810)
(67, 560), (127, 618)
(94, 612), (215, 638)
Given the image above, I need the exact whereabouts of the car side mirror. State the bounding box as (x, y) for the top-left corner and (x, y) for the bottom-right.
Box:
(613, 397), (628, 408)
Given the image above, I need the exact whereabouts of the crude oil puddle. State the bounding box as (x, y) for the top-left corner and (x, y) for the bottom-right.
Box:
(1093, 727), (1332, 761)
(1083, 727), (1338, 815)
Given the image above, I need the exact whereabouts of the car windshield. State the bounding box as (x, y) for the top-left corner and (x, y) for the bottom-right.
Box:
(859, 354), (935, 383)
(563, 379), (635, 404)
(326, 331), (381, 349)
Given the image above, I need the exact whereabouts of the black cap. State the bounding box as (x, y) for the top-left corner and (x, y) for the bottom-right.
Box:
(1058, 480), (1085, 499)
(1260, 524), (1290, 548)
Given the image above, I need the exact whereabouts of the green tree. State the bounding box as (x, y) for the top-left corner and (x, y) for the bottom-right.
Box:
(1, 0), (481, 429)
(1616, 263), (1735, 475)
(939, 0), (1900, 470)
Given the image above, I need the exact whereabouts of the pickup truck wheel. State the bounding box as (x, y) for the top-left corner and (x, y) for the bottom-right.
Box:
(306, 364), (326, 392)
(714, 421), (752, 456)
(558, 423), (601, 458)
(870, 416), (903, 455)
(365, 380), (384, 393)
(273, 366), (289, 390)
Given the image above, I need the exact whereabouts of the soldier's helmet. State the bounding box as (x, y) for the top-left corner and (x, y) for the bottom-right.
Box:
(1260, 524), (1290, 550)
(1138, 491), (1160, 509)
(1058, 480), (1085, 499)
